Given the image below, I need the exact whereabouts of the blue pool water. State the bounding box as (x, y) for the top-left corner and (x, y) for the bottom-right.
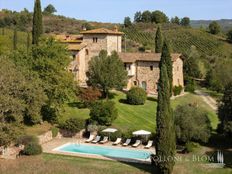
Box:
(55, 143), (151, 160)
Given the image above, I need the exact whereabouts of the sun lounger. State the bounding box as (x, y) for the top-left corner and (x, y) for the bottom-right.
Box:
(99, 136), (108, 144)
(132, 140), (141, 147)
(92, 136), (101, 143)
(85, 135), (95, 143)
(145, 140), (153, 149)
(112, 138), (122, 145)
(122, 139), (131, 146)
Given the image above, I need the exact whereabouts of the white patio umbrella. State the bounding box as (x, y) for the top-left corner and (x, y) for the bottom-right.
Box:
(102, 128), (118, 141)
(133, 130), (151, 141)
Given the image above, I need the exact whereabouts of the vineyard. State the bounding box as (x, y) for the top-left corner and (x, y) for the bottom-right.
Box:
(122, 26), (232, 58)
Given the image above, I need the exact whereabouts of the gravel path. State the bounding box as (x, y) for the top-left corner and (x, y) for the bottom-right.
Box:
(195, 90), (218, 111)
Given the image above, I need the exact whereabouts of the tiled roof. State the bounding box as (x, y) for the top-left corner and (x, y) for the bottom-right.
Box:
(118, 53), (181, 63)
(55, 34), (83, 43)
(67, 43), (87, 51)
(80, 28), (124, 35)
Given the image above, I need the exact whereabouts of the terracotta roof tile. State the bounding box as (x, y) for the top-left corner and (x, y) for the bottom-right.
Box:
(67, 43), (87, 51)
(55, 34), (83, 43)
(118, 53), (181, 63)
(80, 28), (124, 35)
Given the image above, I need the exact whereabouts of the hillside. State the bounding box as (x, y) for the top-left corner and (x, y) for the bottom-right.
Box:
(1, 10), (232, 63)
(191, 19), (232, 32)
(122, 23), (232, 58)
(0, 10), (117, 34)
(0, 28), (29, 54)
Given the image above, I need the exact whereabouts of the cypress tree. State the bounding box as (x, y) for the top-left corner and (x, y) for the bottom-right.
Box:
(156, 64), (176, 174)
(2, 28), (5, 35)
(159, 40), (173, 96)
(13, 28), (17, 50)
(32, 0), (43, 45)
(155, 26), (163, 53)
(27, 32), (31, 52)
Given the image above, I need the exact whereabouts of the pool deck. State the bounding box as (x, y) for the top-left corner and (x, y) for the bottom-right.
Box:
(42, 138), (156, 164)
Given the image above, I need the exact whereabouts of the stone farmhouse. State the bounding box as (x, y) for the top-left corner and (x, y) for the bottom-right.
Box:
(55, 27), (184, 94)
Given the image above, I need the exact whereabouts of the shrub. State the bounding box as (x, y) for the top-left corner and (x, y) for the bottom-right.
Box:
(41, 105), (58, 124)
(126, 87), (147, 105)
(79, 87), (102, 107)
(227, 30), (232, 43)
(23, 142), (42, 155)
(174, 104), (211, 144)
(185, 142), (199, 153)
(59, 118), (85, 133)
(16, 135), (38, 146)
(89, 101), (118, 126)
(185, 79), (195, 93)
(173, 85), (183, 96)
(51, 127), (59, 138)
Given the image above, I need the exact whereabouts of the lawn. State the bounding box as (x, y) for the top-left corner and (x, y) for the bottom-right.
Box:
(1, 152), (231, 174)
(60, 91), (219, 132)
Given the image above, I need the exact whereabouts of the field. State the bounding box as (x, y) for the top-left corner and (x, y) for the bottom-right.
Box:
(60, 91), (219, 132)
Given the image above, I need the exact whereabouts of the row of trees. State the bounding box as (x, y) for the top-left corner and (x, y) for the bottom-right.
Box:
(0, 4), (56, 31)
(124, 10), (190, 27)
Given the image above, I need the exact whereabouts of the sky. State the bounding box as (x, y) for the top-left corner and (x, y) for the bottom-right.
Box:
(0, 0), (231, 23)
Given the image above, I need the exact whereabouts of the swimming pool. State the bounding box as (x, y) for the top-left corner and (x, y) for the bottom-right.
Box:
(54, 143), (151, 161)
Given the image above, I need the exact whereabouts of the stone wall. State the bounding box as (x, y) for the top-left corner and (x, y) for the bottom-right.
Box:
(37, 131), (54, 145)
(136, 61), (160, 93)
(125, 58), (184, 94)
(107, 35), (122, 54)
(83, 34), (107, 59)
(172, 58), (184, 87)
(77, 48), (87, 85)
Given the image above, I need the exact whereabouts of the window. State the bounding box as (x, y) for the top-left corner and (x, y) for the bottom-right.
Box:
(72, 54), (75, 59)
(141, 81), (147, 91)
(134, 81), (137, 86)
(150, 65), (153, 71)
(124, 63), (127, 69)
(93, 37), (98, 43)
(128, 65), (131, 70)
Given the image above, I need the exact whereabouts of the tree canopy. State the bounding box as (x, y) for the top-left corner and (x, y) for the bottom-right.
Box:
(151, 11), (169, 24)
(209, 21), (221, 35)
(181, 17), (190, 27)
(227, 29), (232, 43)
(124, 17), (132, 28)
(43, 4), (57, 14)
(174, 104), (211, 143)
(218, 82), (232, 137)
(87, 50), (128, 98)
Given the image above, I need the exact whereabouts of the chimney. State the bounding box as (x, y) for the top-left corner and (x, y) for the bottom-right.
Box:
(114, 25), (118, 32)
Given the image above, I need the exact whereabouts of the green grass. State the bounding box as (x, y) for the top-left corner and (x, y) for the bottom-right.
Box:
(1, 153), (231, 174)
(25, 122), (52, 136)
(0, 28), (30, 54)
(61, 91), (219, 132)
